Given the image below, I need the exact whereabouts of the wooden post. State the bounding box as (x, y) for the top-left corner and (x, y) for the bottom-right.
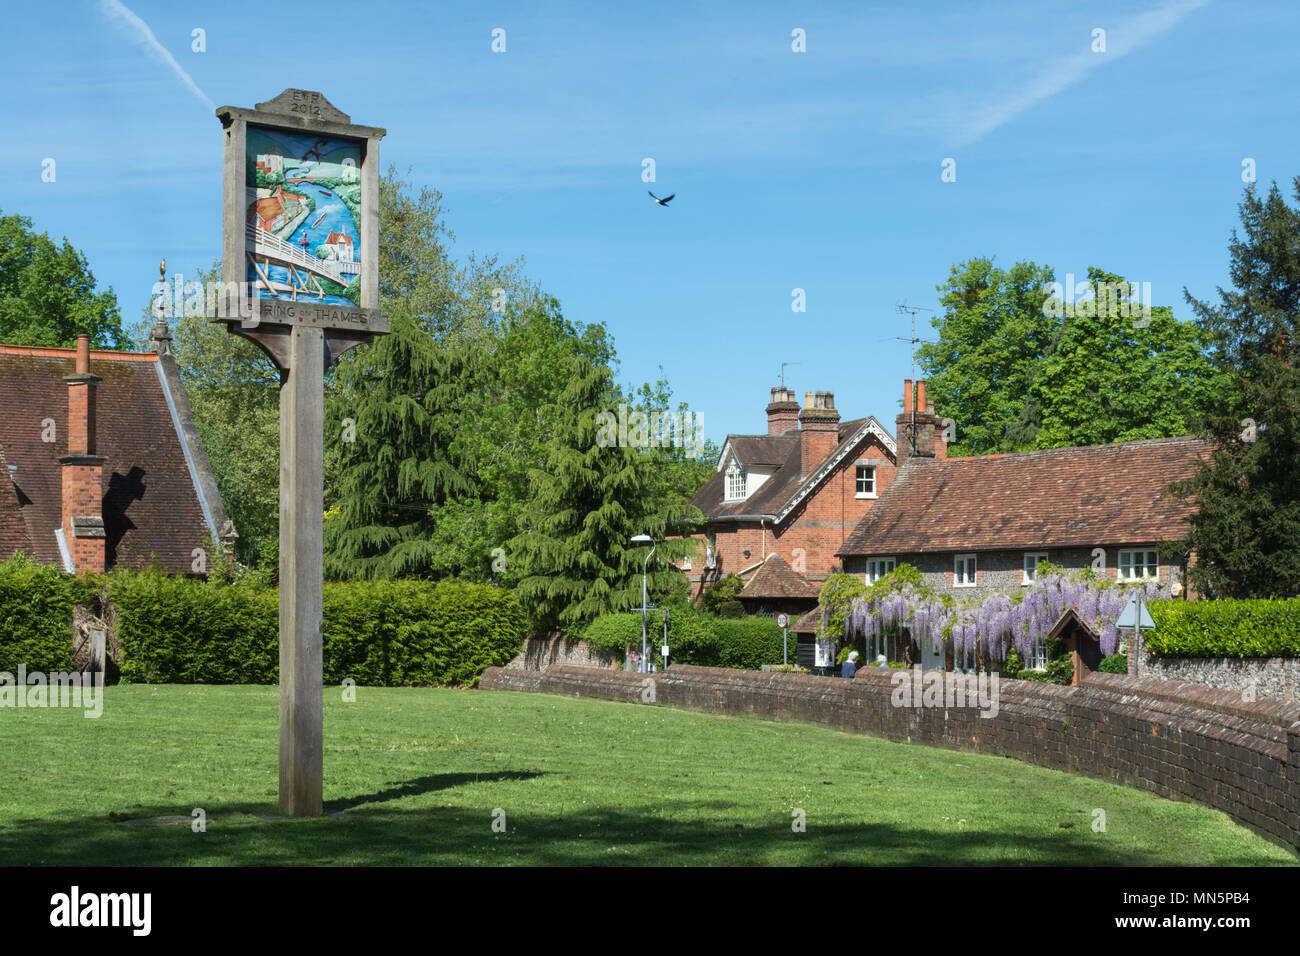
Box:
(213, 90), (387, 817)
(277, 324), (325, 815)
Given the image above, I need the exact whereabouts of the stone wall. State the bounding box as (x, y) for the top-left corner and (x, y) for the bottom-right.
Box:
(843, 547), (1183, 600)
(1138, 650), (1300, 704)
(506, 634), (617, 671)
(479, 663), (1300, 851)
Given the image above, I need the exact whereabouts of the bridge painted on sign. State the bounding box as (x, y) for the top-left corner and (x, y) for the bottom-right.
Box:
(246, 223), (360, 300)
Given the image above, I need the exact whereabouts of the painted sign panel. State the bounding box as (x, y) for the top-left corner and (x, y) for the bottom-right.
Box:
(246, 125), (362, 306)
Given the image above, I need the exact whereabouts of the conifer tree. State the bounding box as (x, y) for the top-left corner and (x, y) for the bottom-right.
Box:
(324, 312), (478, 579)
(1172, 180), (1300, 598)
(509, 355), (695, 631)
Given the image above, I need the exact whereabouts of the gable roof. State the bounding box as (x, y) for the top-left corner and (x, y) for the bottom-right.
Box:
(838, 436), (1208, 556)
(720, 435), (795, 467)
(739, 553), (821, 600)
(692, 417), (896, 525)
(0, 344), (225, 573)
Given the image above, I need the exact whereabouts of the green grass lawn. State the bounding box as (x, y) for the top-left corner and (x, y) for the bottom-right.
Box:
(0, 684), (1294, 866)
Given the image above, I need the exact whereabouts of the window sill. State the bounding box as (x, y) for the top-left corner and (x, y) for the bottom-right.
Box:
(855, 493), (877, 500)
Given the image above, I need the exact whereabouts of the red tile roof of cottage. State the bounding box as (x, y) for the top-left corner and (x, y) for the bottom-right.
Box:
(792, 607), (824, 634)
(0, 444), (33, 558)
(739, 553), (821, 599)
(0, 344), (223, 573)
(838, 436), (1208, 556)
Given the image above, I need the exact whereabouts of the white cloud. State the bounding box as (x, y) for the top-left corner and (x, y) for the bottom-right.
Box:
(952, 0), (1211, 146)
(96, 0), (214, 111)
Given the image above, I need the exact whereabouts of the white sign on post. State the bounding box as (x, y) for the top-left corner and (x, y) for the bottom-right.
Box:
(1116, 591), (1155, 630)
(1116, 590), (1155, 676)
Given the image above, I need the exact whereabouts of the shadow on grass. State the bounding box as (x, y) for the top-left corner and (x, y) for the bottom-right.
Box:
(0, 770), (1289, 866)
(327, 771), (544, 812)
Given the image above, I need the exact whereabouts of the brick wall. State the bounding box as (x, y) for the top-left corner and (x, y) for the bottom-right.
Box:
(479, 663), (1300, 851)
(687, 432), (897, 597)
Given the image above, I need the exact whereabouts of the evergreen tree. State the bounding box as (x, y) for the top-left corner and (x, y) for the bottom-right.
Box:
(324, 312), (478, 579)
(1171, 180), (1300, 598)
(509, 355), (695, 631)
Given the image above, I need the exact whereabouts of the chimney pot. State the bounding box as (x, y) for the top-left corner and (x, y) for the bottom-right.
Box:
(76, 334), (90, 374)
(903, 378), (914, 413)
(917, 380), (927, 413)
(766, 386), (800, 435)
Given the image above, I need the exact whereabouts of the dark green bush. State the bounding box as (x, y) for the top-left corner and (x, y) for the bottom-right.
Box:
(108, 567), (277, 683)
(581, 608), (722, 667)
(713, 617), (789, 670)
(1044, 657), (1074, 685)
(581, 613), (645, 656)
(716, 600), (745, 619)
(1001, 648), (1024, 679)
(106, 569), (525, 686)
(665, 608), (720, 666)
(701, 573), (745, 613)
(1098, 653), (1128, 674)
(0, 555), (97, 673)
(1146, 598), (1300, 657)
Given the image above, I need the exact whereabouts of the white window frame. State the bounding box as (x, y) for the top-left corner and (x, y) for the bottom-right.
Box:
(724, 464), (746, 502)
(1023, 636), (1049, 671)
(1118, 549), (1159, 581)
(864, 556), (896, 584)
(1022, 551), (1049, 585)
(855, 464), (877, 499)
(954, 553), (977, 588)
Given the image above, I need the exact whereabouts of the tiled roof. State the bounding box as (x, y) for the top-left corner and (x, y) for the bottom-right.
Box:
(725, 435), (796, 466)
(0, 345), (218, 573)
(0, 444), (33, 559)
(792, 607), (825, 634)
(690, 417), (894, 523)
(838, 436), (1207, 556)
(739, 553), (821, 599)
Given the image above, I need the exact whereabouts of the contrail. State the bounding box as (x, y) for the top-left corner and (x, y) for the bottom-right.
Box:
(953, 0), (1210, 146)
(97, 0), (215, 111)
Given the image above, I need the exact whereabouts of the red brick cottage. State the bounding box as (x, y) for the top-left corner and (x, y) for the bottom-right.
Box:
(682, 386), (904, 601)
(0, 324), (233, 575)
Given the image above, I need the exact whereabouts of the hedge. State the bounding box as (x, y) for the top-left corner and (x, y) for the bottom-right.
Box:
(712, 617), (790, 670)
(582, 608), (722, 667)
(580, 610), (791, 670)
(100, 568), (526, 686)
(1146, 598), (1300, 658)
(0, 555), (97, 673)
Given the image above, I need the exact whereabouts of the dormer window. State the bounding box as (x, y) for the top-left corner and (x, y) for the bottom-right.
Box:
(725, 464), (747, 501)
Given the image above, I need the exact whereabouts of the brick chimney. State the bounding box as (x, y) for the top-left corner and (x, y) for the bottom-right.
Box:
(895, 378), (944, 461)
(766, 386), (799, 435)
(59, 335), (106, 574)
(798, 390), (840, 476)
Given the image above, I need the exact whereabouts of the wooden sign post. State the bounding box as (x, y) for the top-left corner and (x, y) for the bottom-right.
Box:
(213, 90), (388, 816)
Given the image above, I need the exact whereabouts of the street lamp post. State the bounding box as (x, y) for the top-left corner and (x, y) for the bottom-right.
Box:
(630, 534), (655, 673)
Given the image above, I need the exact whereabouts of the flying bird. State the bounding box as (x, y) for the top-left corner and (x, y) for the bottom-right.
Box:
(648, 190), (675, 207)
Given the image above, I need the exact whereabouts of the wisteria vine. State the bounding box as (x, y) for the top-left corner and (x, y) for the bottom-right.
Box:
(844, 571), (1169, 665)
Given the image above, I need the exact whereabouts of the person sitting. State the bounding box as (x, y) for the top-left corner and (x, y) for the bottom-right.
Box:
(841, 651), (859, 679)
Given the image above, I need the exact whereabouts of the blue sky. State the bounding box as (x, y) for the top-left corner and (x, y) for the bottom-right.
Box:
(2, 0), (1297, 446)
